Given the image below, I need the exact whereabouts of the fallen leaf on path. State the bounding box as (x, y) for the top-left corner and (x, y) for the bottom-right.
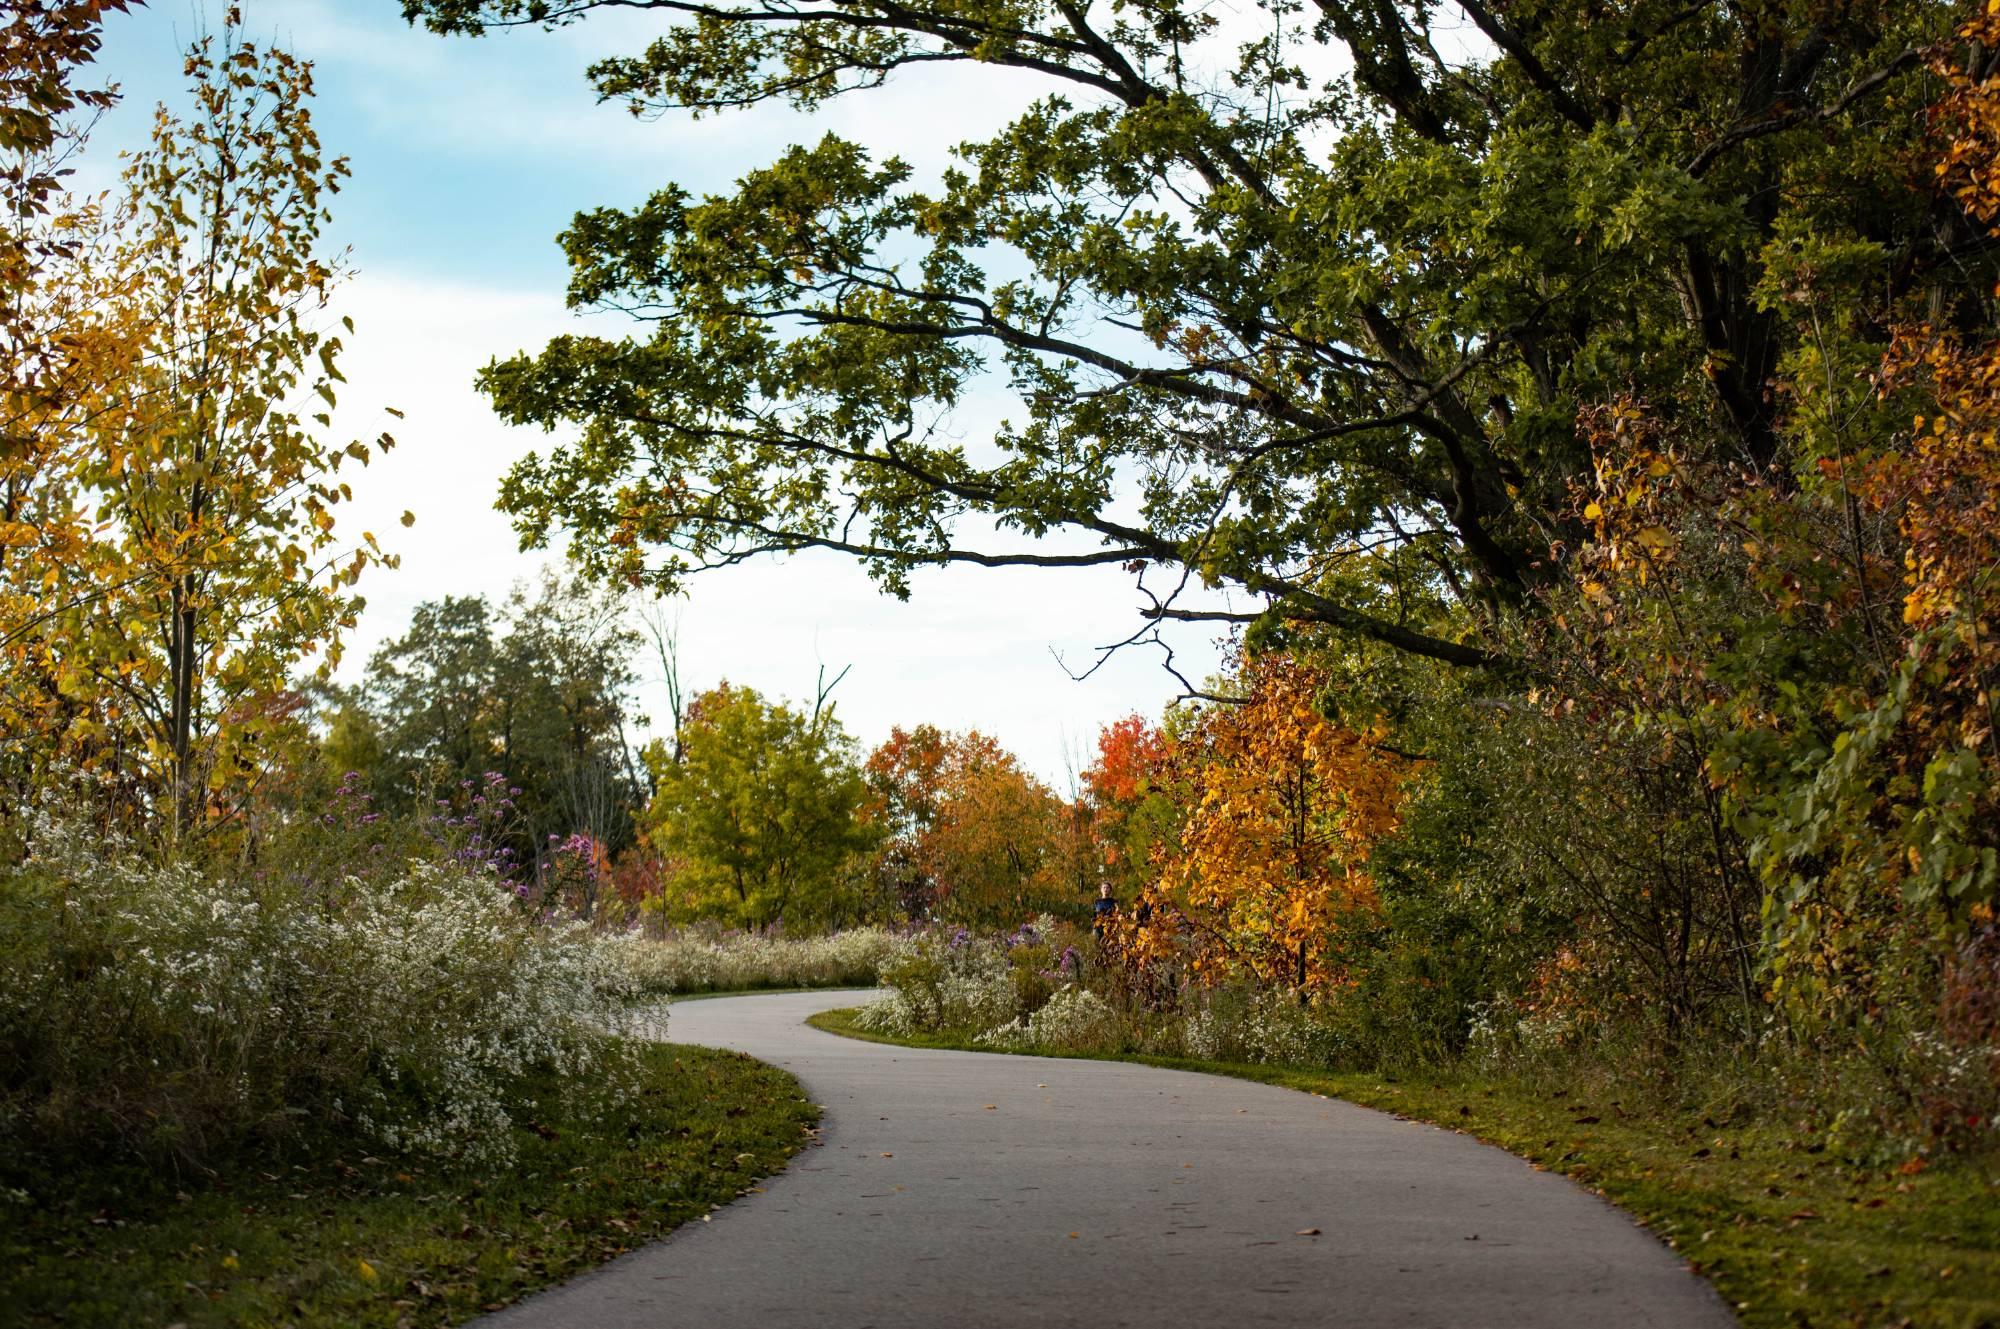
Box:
(1296, 1228), (1320, 1236)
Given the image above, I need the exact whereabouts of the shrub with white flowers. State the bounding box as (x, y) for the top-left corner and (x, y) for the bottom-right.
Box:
(981, 987), (1118, 1054)
(0, 808), (653, 1169)
(1180, 986), (1343, 1066)
(855, 929), (1015, 1035)
(853, 922), (1363, 1070)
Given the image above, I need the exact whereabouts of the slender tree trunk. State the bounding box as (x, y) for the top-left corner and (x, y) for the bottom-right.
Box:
(167, 468), (205, 839)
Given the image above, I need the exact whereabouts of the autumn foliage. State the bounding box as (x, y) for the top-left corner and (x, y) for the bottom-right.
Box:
(2, 11), (393, 838)
(1506, 11), (2000, 1063)
(863, 724), (1079, 928)
(1119, 654), (1402, 994)
(1876, 3), (2000, 778)
(1077, 714), (1171, 888)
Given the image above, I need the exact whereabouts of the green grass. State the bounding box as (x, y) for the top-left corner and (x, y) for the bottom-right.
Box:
(809, 1007), (2000, 1328)
(1, 1042), (818, 1328)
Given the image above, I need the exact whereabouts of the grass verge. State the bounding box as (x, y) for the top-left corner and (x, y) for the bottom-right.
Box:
(2, 1041), (817, 1328)
(809, 1006), (2000, 1328)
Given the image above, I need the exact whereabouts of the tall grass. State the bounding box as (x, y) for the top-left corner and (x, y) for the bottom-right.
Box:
(603, 924), (900, 996)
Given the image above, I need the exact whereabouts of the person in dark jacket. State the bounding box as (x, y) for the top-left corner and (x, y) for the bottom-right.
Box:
(1092, 880), (1117, 935)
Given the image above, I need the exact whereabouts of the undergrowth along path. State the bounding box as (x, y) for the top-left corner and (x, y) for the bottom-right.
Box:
(478, 989), (1731, 1329)
(2, 1041), (813, 1328)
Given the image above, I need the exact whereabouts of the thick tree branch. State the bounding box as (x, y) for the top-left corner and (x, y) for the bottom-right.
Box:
(1455, 0), (1596, 130)
(1685, 47), (1919, 178)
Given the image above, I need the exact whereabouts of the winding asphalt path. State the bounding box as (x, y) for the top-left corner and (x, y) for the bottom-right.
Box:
(479, 990), (1734, 1328)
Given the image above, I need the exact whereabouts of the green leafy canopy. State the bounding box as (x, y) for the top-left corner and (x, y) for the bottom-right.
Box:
(403, 0), (1956, 672)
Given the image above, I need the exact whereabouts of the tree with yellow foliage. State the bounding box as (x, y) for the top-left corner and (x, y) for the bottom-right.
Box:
(3, 12), (398, 838)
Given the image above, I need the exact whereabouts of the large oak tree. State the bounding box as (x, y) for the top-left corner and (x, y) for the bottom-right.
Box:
(403, 0), (1963, 672)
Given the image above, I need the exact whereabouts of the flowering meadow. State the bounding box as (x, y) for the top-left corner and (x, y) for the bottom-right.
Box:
(605, 924), (901, 996)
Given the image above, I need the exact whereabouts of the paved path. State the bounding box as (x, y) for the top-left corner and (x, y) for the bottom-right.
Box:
(480, 990), (1734, 1328)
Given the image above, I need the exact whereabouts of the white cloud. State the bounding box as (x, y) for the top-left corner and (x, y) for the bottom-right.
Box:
(248, 0), (1037, 184)
(323, 268), (1232, 784)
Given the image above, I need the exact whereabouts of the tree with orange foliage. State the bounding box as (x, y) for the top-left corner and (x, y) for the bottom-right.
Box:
(862, 724), (952, 917)
(1078, 713), (1174, 897)
(927, 745), (1078, 928)
(864, 725), (1080, 927)
(1129, 652), (1403, 994)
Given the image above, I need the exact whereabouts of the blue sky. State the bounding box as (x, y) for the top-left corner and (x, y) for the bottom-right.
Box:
(86, 1), (1235, 783)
